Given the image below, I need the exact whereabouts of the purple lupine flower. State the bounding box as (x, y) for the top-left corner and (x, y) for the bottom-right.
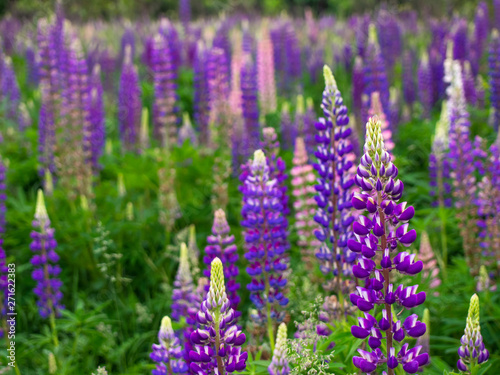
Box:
(363, 25), (390, 122)
(30, 190), (64, 319)
(193, 42), (210, 145)
(268, 323), (289, 375)
(429, 46), (446, 105)
(488, 30), (500, 131)
(38, 88), (56, 183)
(208, 48), (230, 147)
(313, 66), (358, 293)
(152, 32), (178, 148)
(118, 46), (141, 152)
(212, 22), (231, 82)
(280, 102), (295, 150)
(284, 22), (301, 86)
(457, 294), (489, 373)
(271, 23), (286, 91)
(150, 316), (188, 375)
(429, 103), (452, 208)
(159, 19), (181, 70)
(87, 64), (105, 173)
(376, 10), (401, 75)
(257, 27), (277, 115)
(453, 19), (468, 62)
(291, 137), (320, 268)
(25, 45), (39, 86)
(1, 57), (21, 123)
(171, 243), (200, 367)
(445, 55), (480, 274)
(303, 98), (317, 156)
(463, 61), (477, 106)
(418, 53), (433, 118)
(476, 137), (500, 268)
(179, 0), (190, 26)
(189, 258), (247, 374)
(119, 28), (135, 67)
(495, 0), (500, 30)
(240, 56), (260, 159)
(204, 209), (240, 312)
(402, 50), (415, 108)
(472, 2), (489, 75)
(348, 117), (427, 374)
(240, 150), (289, 344)
(352, 56), (364, 119)
(178, 113), (197, 146)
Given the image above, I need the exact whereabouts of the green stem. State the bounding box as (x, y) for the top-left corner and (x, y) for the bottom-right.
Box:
(49, 312), (59, 348)
(439, 204), (448, 280)
(215, 320), (224, 375)
(267, 298), (275, 352)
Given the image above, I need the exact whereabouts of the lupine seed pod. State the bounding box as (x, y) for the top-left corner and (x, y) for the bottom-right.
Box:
(268, 323), (290, 375)
(150, 316), (188, 374)
(118, 45), (141, 153)
(30, 190), (64, 319)
(313, 65), (358, 294)
(204, 209), (241, 312)
(189, 258), (247, 374)
(152, 32), (178, 148)
(488, 29), (500, 131)
(257, 25), (277, 116)
(349, 117), (427, 374)
(291, 137), (320, 268)
(457, 294), (489, 372)
(240, 150), (289, 346)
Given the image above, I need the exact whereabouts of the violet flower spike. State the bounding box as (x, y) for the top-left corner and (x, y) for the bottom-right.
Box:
(150, 316), (188, 375)
(240, 150), (289, 351)
(457, 294), (489, 373)
(189, 258), (247, 374)
(30, 190), (64, 319)
(349, 117), (427, 374)
(204, 209), (241, 313)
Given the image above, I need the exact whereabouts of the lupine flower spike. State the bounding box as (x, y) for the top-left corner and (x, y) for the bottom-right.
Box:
(150, 316), (188, 374)
(349, 117), (428, 374)
(204, 209), (241, 313)
(30, 189), (64, 319)
(240, 150), (289, 350)
(189, 257), (247, 374)
(457, 294), (489, 373)
(314, 65), (358, 294)
(268, 323), (290, 375)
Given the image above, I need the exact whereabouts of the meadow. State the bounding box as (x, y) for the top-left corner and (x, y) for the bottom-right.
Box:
(0, 1), (499, 374)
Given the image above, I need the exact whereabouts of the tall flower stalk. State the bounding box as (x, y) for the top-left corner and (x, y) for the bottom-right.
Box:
(240, 150), (289, 350)
(457, 294), (489, 373)
(313, 65), (357, 296)
(268, 323), (289, 375)
(348, 117), (427, 374)
(204, 209), (240, 312)
(189, 258), (247, 374)
(150, 316), (188, 374)
(30, 190), (63, 347)
(257, 25), (277, 116)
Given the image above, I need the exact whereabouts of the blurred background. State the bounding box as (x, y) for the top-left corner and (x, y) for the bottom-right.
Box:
(0, 0), (482, 21)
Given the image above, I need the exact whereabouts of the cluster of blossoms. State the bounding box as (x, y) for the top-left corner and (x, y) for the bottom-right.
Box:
(189, 258), (247, 374)
(240, 150), (289, 318)
(30, 190), (64, 319)
(291, 137), (319, 267)
(268, 323), (290, 375)
(313, 65), (357, 293)
(204, 209), (240, 313)
(457, 294), (489, 373)
(150, 316), (188, 374)
(348, 117), (428, 374)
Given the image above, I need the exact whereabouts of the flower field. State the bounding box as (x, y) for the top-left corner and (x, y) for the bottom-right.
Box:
(1, 1), (499, 374)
